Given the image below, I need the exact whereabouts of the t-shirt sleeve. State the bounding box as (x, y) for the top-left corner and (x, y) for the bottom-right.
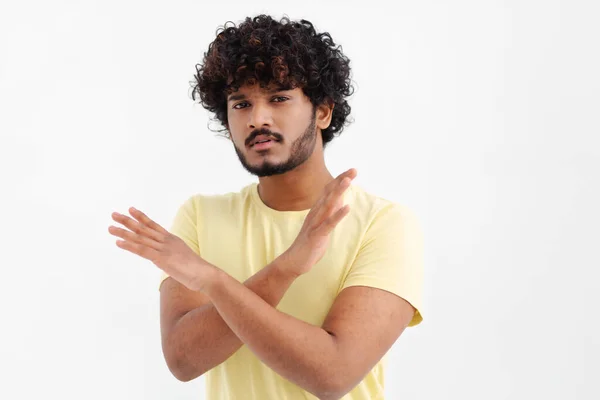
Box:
(159, 195), (200, 290)
(340, 203), (424, 327)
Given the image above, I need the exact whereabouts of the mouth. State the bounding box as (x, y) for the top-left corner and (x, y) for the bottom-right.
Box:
(249, 134), (280, 149)
(250, 139), (278, 151)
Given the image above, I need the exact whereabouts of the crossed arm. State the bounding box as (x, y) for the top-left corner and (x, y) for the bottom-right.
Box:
(159, 251), (298, 381)
(110, 169), (419, 399)
(159, 255), (415, 400)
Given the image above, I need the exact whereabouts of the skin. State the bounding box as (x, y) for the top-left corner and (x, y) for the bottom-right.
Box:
(226, 83), (342, 211)
(108, 83), (416, 399)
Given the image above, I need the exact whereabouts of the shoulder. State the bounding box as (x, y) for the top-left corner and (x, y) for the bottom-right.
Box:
(177, 183), (256, 214)
(348, 185), (422, 234)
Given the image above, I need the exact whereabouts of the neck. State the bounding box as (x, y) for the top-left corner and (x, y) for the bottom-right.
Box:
(256, 148), (334, 212)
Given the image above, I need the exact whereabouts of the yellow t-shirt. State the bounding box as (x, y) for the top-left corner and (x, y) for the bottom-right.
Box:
(160, 182), (424, 400)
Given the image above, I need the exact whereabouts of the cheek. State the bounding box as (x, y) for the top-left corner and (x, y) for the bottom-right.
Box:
(227, 109), (244, 127)
(230, 132), (245, 148)
(226, 116), (245, 144)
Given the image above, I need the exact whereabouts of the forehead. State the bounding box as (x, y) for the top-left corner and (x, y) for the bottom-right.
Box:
(227, 83), (297, 101)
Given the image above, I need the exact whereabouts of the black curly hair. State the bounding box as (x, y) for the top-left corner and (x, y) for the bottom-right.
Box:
(191, 14), (354, 146)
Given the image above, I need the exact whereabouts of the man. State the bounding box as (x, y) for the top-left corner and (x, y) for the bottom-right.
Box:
(109, 15), (424, 400)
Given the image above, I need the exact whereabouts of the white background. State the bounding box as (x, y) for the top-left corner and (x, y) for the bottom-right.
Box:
(1, 0), (598, 399)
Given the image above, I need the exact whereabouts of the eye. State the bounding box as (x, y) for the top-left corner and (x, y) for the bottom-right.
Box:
(272, 96), (289, 103)
(232, 101), (249, 110)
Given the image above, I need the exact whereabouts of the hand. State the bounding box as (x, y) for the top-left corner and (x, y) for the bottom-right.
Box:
(284, 168), (358, 277)
(108, 207), (212, 292)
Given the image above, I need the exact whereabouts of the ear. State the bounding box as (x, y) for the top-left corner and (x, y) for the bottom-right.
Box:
(224, 122), (232, 140)
(316, 99), (335, 130)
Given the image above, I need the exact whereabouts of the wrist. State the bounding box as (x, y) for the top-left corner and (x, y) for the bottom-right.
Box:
(192, 260), (224, 293)
(277, 247), (311, 279)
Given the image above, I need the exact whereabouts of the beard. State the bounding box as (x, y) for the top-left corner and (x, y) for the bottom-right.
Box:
(233, 111), (318, 177)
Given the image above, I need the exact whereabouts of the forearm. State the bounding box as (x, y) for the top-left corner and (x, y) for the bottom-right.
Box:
(204, 268), (342, 399)
(166, 252), (298, 381)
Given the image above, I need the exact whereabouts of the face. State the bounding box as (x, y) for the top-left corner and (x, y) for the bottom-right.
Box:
(226, 83), (332, 177)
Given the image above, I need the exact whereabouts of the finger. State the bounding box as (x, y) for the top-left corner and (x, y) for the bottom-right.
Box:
(108, 225), (163, 251)
(334, 175), (354, 196)
(111, 211), (165, 243)
(324, 168), (357, 193)
(115, 239), (160, 261)
(313, 176), (353, 224)
(326, 169), (357, 201)
(314, 204), (351, 236)
(325, 176), (352, 211)
(128, 207), (170, 235)
(306, 168), (356, 223)
(340, 167), (357, 181)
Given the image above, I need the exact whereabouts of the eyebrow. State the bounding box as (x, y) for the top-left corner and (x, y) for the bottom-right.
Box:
(227, 86), (291, 102)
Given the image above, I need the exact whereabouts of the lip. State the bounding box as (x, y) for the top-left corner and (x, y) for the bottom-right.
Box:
(251, 140), (277, 151)
(249, 134), (279, 149)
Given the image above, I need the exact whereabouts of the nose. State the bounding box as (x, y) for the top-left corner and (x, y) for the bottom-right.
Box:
(247, 102), (273, 130)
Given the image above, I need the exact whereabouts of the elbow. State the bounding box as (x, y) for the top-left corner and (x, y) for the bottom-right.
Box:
(166, 355), (205, 382)
(312, 371), (354, 400)
(315, 391), (341, 400)
(171, 370), (194, 383)
(315, 384), (349, 400)
(169, 365), (197, 383)
(315, 364), (366, 400)
(309, 341), (357, 399)
(163, 346), (206, 382)
(165, 354), (194, 382)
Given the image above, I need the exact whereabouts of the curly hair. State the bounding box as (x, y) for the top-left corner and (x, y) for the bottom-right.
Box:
(191, 14), (354, 145)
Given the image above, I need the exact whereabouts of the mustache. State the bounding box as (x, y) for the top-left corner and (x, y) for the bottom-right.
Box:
(245, 128), (283, 146)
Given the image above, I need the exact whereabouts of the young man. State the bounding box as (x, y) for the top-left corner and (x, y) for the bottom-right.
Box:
(109, 15), (424, 400)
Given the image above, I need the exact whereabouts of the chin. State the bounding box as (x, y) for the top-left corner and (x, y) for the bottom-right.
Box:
(249, 152), (284, 163)
(251, 160), (281, 171)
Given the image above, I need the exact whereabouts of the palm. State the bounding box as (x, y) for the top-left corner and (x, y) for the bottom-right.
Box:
(287, 168), (357, 275)
(109, 207), (206, 291)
